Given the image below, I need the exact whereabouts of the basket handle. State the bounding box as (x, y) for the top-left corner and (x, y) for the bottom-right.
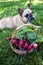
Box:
(12, 23), (37, 38)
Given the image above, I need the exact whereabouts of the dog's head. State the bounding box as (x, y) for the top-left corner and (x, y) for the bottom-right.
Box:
(18, 4), (34, 23)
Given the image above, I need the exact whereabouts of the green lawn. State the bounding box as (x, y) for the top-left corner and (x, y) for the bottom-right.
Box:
(0, 0), (43, 65)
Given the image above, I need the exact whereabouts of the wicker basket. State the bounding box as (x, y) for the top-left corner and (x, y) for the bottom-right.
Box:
(10, 24), (37, 54)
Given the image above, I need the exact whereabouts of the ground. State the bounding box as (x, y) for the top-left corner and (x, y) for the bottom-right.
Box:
(0, 0), (43, 65)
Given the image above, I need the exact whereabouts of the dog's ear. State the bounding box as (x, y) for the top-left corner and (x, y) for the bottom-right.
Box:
(27, 4), (30, 8)
(18, 8), (23, 16)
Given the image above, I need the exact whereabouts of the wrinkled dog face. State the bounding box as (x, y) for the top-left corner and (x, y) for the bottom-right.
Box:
(18, 4), (34, 23)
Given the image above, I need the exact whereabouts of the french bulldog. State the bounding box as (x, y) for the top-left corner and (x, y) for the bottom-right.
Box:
(0, 4), (40, 29)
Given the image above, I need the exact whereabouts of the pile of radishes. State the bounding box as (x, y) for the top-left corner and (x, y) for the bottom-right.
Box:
(6, 37), (38, 51)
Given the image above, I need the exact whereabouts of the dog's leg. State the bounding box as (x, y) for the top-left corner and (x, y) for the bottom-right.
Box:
(16, 23), (40, 31)
(27, 23), (40, 30)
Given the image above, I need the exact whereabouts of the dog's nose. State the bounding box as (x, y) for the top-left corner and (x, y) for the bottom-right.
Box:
(31, 16), (34, 20)
(29, 14), (34, 21)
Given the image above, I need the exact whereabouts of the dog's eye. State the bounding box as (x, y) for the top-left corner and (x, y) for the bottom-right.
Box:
(25, 14), (29, 17)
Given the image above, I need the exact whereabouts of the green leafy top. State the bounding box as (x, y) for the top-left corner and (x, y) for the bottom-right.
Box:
(15, 26), (43, 43)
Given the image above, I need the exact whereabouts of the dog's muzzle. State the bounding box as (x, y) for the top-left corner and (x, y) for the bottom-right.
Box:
(27, 14), (34, 23)
(31, 16), (34, 21)
(29, 13), (34, 20)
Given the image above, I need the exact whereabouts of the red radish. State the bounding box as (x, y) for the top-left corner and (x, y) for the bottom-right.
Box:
(22, 38), (26, 43)
(23, 42), (28, 48)
(12, 39), (17, 45)
(19, 40), (24, 45)
(18, 40), (24, 48)
(13, 38), (20, 42)
(33, 43), (38, 49)
(28, 45), (32, 50)
(6, 37), (11, 41)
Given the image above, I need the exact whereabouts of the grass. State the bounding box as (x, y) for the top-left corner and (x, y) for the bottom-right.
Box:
(0, 0), (43, 65)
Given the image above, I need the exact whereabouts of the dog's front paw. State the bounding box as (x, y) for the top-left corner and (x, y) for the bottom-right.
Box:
(36, 26), (41, 28)
(35, 26), (41, 31)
